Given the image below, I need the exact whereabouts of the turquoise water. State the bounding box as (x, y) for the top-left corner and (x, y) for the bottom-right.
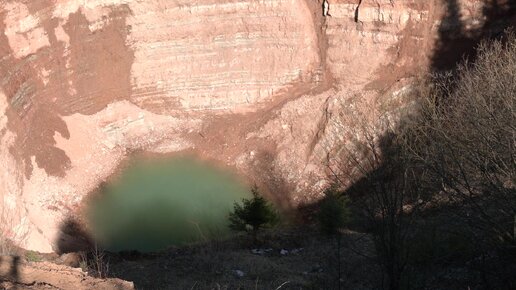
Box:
(87, 156), (249, 252)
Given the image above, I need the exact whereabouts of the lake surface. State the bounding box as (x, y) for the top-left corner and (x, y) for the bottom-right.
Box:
(87, 156), (249, 252)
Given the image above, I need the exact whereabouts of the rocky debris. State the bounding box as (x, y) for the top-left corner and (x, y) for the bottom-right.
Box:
(58, 252), (82, 268)
(0, 255), (134, 290)
(251, 248), (273, 255)
(291, 248), (304, 254)
(250, 247), (305, 256)
(233, 269), (245, 278)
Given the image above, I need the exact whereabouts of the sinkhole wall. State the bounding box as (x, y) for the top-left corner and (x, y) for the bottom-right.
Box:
(0, 0), (509, 252)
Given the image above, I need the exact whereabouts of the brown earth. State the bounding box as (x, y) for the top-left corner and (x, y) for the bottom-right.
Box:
(0, 255), (134, 289)
(0, 0), (514, 253)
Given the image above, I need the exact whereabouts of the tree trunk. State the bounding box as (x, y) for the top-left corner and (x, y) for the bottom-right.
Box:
(337, 234), (342, 290)
(513, 214), (515, 242)
(388, 266), (400, 290)
(252, 227), (258, 245)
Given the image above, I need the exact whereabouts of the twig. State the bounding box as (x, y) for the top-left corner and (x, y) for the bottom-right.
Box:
(190, 281), (198, 290)
(275, 281), (290, 290)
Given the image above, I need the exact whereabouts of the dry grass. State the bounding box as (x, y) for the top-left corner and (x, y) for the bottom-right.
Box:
(0, 208), (24, 256)
(106, 226), (379, 290)
(79, 242), (110, 279)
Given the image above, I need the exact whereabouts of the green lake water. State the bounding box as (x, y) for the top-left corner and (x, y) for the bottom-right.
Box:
(87, 156), (249, 252)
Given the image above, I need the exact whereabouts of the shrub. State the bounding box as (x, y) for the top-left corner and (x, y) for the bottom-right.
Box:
(317, 186), (350, 236)
(317, 186), (350, 290)
(228, 186), (278, 243)
(25, 250), (42, 262)
(79, 243), (110, 278)
(399, 31), (516, 288)
(327, 95), (429, 289)
(404, 32), (516, 248)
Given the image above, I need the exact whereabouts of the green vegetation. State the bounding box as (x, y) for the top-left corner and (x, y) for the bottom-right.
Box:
(317, 186), (350, 237)
(228, 186), (278, 243)
(25, 250), (42, 262)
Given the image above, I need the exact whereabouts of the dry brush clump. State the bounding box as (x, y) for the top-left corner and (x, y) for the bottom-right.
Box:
(79, 242), (110, 279)
(323, 31), (516, 289)
(338, 130), (429, 290)
(0, 208), (27, 256)
(0, 210), (14, 256)
(325, 93), (429, 290)
(403, 32), (516, 249)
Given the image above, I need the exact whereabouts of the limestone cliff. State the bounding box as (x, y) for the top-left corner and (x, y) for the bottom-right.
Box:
(0, 0), (513, 252)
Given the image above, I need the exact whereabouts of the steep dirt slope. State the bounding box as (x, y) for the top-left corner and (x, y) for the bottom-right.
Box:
(0, 0), (512, 252)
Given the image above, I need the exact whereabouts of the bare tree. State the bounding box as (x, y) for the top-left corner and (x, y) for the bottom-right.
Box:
(324, 93), (428, 289)
(403, 33), (516, 248)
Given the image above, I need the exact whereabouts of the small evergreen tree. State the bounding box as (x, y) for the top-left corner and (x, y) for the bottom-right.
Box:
(318, 187), (350, 236)
(317, 186), (350, 290)
(228, 186), (278, 243)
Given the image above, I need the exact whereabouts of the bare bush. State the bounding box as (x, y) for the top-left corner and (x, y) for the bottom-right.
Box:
(323, 32), (516, 289)
(80, 242), (110, 279)
(317, 186), (351, 290)
(0, 207), (26, 256)
(404, 32), (516, 248)
(0, 211), (14, 256)
(324, 93), (429, 290)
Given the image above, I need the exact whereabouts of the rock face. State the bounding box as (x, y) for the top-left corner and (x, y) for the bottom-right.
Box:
(0, 0), (512, 252)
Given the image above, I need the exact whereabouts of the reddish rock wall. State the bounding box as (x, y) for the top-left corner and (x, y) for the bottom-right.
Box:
(0, 0), (512, 252)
